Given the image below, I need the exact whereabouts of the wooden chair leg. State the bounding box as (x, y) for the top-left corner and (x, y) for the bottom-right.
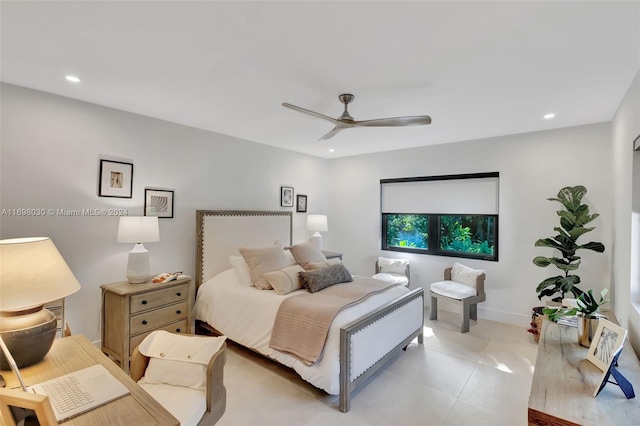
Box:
(461, 300), (470, 333)
(470, 303), (478, 321)
(430, 296), (438, 320)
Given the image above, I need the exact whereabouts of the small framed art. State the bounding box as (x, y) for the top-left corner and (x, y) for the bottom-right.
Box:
(281, 186), (294, 207)
(296, 194), (307, 213)
(99, 160), (133, 198)
(587, 318), (627, 371)
(634, 134), (640, 151)
(145, 188), (174, 218)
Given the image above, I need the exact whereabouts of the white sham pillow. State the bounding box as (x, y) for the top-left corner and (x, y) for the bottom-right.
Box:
(229, 255), (253, 286)
(239, 245), (291, 290)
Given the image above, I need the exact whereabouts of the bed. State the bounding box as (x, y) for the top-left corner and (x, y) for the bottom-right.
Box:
(193, 210), (424, 412)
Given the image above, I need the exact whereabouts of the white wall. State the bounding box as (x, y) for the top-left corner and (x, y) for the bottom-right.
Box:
(326, 123), (613, 326)
(0, 83), (329, 341)
(611, 70), (640, 354)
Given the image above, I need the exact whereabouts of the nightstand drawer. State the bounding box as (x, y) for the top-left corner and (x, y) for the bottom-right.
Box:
(130, 283), (189, 314)
(129, 319), (188, 355)
(129, 301), (188, 334)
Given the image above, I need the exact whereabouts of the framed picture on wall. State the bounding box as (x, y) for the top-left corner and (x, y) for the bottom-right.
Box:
(144, 188), (174, 218)
(281, 186), (294, 207)
(296, 194), (307, 212)
(634, 134), (639, 151)
(98, 160), (133, 198)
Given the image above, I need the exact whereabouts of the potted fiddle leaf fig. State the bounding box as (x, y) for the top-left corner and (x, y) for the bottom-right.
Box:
(533, 185), (605, 302)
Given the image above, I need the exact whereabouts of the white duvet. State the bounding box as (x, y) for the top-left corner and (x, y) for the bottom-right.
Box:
(194, 269), (410, 395)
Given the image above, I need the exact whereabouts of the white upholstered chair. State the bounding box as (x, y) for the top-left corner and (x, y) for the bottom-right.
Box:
(130, 331), (227, 426)
(429, 263), (485, 333)
(372, 256), (410, 287)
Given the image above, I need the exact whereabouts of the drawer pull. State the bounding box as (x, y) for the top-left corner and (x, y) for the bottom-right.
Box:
(142, 320), (148, 325)
(176, 310), (182, 315)
(142, 300), (148, 305)
(176, 292), (182, 297)
(176, 328), (182, 333)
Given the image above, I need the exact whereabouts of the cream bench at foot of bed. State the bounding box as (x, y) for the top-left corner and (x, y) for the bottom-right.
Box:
(339, 287), (424, 412)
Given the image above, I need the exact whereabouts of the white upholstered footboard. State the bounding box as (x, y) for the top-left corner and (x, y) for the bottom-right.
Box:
(339, 287), (424, 412)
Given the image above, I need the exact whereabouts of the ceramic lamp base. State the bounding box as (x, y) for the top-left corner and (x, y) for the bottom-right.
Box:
(126, 243), (150, 284)
(0, 306), (57, 369)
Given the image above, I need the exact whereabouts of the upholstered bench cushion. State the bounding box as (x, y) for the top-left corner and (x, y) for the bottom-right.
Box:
(430, 280), (476, 299)
(138, 382), (205, 426)
(372, 272), (409, 286)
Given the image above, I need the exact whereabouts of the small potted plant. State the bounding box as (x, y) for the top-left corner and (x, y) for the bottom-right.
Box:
(543, 288), (608, 347)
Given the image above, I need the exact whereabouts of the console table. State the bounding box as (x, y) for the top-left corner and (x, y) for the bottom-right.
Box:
(1, 334), (178, 425)
(528, 317), (640, 425)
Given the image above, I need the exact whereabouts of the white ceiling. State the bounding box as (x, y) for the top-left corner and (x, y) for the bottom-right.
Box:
(2, 1), (639, 159)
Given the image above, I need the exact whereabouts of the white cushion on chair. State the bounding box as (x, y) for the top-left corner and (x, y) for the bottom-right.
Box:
(372, 272), (409, 286)
(430, 280), (476, 299)
(378, 257), (409, 274)
(138, 382), (205, 426)
(451, 262), (484, 289)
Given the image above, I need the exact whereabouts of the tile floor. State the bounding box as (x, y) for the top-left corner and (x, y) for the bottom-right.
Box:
(217, 309), (539, 426)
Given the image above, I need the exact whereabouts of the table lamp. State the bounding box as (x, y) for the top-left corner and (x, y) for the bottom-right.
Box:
(117, 216), (160, 283)
(306, 214), (328, 249)
(0, 237), (81, 369)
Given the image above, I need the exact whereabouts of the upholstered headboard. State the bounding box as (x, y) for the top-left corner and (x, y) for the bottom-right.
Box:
(195, 210), (293, 290)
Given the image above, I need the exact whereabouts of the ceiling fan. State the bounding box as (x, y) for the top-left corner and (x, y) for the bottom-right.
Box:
(282, 94), (432, 140)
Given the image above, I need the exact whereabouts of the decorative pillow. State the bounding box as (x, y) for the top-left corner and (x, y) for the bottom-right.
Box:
(299, 263), (353, 293)
(378, 257), (409, 274)
(306, 257), (342, 270)
(264, 265), (305, 295)
(229, 255), (253, 286)
(239, 245), (291, 290)
(451, 262), (484, 289)
(289, 239), (327, 270)
(138, 330), (226, 390)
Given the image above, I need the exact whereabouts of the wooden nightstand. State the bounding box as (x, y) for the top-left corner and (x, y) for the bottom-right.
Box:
(101, 276), (192, 373)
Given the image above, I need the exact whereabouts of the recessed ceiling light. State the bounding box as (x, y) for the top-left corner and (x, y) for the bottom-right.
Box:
(543, 113), (555, 119)
(65, 75), (81, 83)
(328, 148), (335, 152)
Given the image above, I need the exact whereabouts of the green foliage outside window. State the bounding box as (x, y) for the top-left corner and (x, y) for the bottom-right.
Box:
(385, 214), (429, 249)
(439, 215), (495, 256)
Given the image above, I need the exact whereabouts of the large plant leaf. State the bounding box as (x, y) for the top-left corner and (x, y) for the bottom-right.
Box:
(567, 226), (594, 239)
(549, 258), (581, 272)
(578, 241), (605, 253)
(533, 256), (552, 267)
(557, 210), (576, 226)
(548, 186), (586, 211)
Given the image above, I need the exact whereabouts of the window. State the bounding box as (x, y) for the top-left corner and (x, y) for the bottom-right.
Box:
(380, 173), (499, 261)
(382, 213), (497, 260)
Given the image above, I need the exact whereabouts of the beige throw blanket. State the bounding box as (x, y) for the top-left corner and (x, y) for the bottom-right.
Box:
(269, 277), (400, 366)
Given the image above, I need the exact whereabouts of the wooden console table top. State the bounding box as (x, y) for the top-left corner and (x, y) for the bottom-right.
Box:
(528, 317), (640, 426)
(1, 334), (178, 425)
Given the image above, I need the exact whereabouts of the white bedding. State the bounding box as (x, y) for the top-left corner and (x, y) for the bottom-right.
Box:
(194, 268), (410, 395)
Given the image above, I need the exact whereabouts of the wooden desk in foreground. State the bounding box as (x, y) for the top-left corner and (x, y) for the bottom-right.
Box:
(1, 334), (178, 426)
(528, 317), (640, 426)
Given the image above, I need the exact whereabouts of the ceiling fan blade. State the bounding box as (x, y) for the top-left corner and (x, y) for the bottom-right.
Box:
(318, 126), (343, 141)
(282, 102), (338, 125)
(353, 116), (432, 127)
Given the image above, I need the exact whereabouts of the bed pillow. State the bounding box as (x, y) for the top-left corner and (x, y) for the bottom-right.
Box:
(264, 265), (305, 295)
(451, 262), (484, 289)
(229, 255), (253, 286)
(306, 257), (342, 270)
(289, 239), (327, 270)
(299, 263), (353, 293)
(239, 245), (291, 290)
(138, 330), (226, 390)
(378, 257), (409, 274)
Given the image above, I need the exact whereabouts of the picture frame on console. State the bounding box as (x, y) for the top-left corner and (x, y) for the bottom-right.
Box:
(99, 159), (133, 198)
(0, 389), (57, 425)
(587, 318), (627, 371)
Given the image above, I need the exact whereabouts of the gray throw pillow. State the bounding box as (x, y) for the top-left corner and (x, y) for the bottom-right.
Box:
(299, 263), (353, 293)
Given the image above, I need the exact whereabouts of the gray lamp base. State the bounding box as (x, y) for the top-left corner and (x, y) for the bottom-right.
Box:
(0, 307), (57, 370)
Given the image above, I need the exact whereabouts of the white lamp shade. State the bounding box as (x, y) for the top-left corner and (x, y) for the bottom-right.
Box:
(306, 215), (328, 232)
(117, 217), (160, 243)
(0, 237), (81, 311)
